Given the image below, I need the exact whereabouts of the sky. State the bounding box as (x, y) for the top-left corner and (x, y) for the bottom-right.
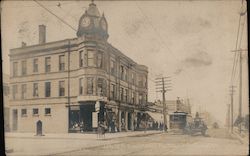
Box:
(1, 0), (248, 124)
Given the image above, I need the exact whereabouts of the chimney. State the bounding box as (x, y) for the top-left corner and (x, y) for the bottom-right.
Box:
(39, 25), (46, 44)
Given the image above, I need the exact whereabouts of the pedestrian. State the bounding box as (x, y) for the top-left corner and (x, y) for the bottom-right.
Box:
(97, 122), (102, 139)
(144, 121), (147, 133)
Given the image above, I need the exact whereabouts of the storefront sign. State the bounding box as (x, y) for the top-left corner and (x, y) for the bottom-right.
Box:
(70, 105), (80, 110)
(92, 112), (98, 128)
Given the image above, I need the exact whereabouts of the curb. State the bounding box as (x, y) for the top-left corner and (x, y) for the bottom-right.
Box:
(44, 132), (162, 156)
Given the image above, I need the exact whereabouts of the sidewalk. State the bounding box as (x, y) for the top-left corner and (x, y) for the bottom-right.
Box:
(5, 131), (162, 156)
(5, 130), (161, 140)
(230, 129), (249, 145)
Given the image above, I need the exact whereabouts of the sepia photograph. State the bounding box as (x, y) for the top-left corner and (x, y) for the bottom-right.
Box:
(1, 0), (248, 155)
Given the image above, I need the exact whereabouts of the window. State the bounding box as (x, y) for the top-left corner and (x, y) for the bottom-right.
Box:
(21, 60), (27, 75)
(59, 55), (65, 71)
(97, 52), (103, 68)
(33, 83), (39, 97)
(138, 75), (143, 87)
(12, 85), (18, 99)
(144, 76), (147, 87)
(132, 92), (136, 104)
(125, 89), (128, 102)
(3, 85), (9, 96)
(21, 84), (27, 99)
(120, 87), (124, 102)
(97, 78), (107, 96)
(124, 68), (128, 81)
(110, 84), (115, 99)
(139, 94), (143, 105)
(33, 59), (38, 72)
(21, 109), (27, 117)
(110, 60), (116, 76)
(120, 65), (124, 80)
(87, 78), (94, 95)
(45, 82), (51, 97)
(59, 81), (65, 96)
(80, 50), (87, 67)
(13, 62), (18, 77)
(131, 72), (136, 85)
(33, 108), (39, 115)
(79, 78), (84, 95)
(88, 51), (95, 67)
(45, 57), (51, 72)
(45, 108), (51, 115)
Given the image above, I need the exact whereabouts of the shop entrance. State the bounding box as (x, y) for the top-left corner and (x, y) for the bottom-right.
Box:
(69, 102), (105, 133)
(80, 104), (95, 131)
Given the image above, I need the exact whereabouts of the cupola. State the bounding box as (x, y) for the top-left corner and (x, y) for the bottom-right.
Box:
(76, 0), (108, 40)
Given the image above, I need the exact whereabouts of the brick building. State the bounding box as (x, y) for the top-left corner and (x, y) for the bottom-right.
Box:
(9, 1), (148, 133)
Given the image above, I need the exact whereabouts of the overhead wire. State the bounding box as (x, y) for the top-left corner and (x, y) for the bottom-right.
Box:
(33, 0), (77, 32)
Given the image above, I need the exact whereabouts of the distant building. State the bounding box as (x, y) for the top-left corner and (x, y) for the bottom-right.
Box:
(9, 1), (148, 133)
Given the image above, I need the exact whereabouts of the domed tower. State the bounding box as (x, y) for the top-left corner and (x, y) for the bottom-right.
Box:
(77, 1), (109, 40)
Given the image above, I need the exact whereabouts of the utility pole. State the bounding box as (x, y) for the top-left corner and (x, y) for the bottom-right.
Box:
(227, 104), (231, 131)
(229, 85), (236, 133)
(231, 49), (247, 134)
(155, 76), (172, 132)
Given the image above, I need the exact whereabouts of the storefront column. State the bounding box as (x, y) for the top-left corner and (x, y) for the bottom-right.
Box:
(118, 110), (121, 132)
(125, 111), (128, 131)
(167, 114), (170, 130)
(131, 112), (135, 131)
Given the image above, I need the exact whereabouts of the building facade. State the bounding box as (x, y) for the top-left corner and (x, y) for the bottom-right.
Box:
(9, 2), (148, 133)
(3, 74), (10, 132)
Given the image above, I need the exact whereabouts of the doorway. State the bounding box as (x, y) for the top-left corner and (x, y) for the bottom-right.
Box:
(80, 104), (95, 131)
(12, 109), (18, 131)
(36, 120), (42, 135)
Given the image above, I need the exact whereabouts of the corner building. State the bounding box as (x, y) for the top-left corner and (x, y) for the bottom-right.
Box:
(9, 2), (148, 133)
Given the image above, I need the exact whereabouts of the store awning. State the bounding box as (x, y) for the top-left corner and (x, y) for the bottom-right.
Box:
(146, 111), (164, 122)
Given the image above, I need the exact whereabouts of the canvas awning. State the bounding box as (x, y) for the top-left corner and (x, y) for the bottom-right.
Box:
(146, 111), (164, 122)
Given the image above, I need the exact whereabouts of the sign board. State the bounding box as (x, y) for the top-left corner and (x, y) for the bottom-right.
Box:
(95, 101), (100, 112)
(92, 112), (98, 128)
(70, 105), (80, 110)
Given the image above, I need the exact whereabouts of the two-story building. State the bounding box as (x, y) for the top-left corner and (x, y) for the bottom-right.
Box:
(9, 1), (148, 133)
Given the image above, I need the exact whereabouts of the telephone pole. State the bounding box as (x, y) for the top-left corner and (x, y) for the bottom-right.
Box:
(232, 49), (247, 133)
(155, 76), (172, 132)
(227, 104), (231, 131)
(229, 85), (236, 133)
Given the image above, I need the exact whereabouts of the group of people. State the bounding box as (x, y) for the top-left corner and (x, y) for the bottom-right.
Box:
(70, 121), (87, 132)
(148, 121), (166, 131)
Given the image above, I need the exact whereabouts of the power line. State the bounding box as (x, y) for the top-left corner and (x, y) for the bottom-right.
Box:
(230, 2), (247, 84)
(135, 2), (191, 97)
(232, 15), (247, 85)
(33, 0), (77, 32)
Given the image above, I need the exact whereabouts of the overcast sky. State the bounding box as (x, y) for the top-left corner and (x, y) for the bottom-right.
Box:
(1, 0), (248, 124)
